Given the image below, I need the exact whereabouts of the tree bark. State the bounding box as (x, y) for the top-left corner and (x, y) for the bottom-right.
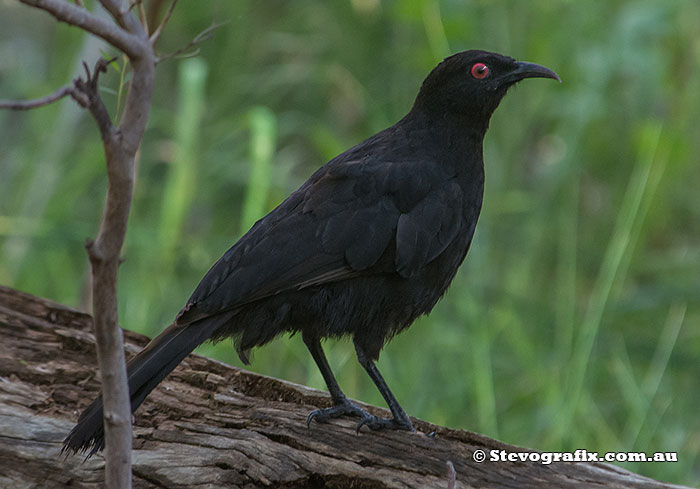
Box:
(0, 286), (689, 489)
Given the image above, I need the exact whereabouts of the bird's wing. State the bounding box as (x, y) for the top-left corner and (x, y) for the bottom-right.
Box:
(177, 154), (462, 324)
(394, 178), (463, 277)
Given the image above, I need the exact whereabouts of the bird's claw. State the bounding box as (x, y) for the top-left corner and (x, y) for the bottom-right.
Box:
(306, 398), (414, 433)
(306, 399), (365, 428)
(355, 413), (411, 433)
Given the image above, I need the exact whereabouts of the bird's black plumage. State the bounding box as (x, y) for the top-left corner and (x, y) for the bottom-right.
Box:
(63, 50), (559, 456)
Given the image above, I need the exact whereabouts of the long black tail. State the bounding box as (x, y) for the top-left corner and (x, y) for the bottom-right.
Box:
(62, 315), (226, 457)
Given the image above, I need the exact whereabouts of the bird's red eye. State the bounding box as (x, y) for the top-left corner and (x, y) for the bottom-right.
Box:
(471, 63), (489, 79)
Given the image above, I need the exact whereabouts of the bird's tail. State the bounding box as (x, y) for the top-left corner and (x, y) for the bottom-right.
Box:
(62, 315), (226, 457)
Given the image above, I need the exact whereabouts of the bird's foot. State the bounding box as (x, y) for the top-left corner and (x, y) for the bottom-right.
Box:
(307, 398), (414, 433)
(355, 411), (414, 433)
(306, 398), (365, 427)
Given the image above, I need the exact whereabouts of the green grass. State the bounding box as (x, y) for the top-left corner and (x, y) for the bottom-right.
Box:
(1, 1), (698, 486)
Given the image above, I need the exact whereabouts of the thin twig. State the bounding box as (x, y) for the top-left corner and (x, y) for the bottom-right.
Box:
(156, 20), (227, 64)
(114, 54), (129, 120)
(149, 0), (177, 45)
(138, 1), (148, 34)
(19, 0), (144, 59)
(128, 0), (148, 34)
(73, 0), (84, 8)
(0, 85), (74, 110)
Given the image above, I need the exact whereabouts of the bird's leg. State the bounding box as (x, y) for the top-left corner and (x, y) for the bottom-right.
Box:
(304, 334), (414, 433)
(304, 333), (373, 428)
(303, 333), (347, 404)
(354, 341), (415, 432)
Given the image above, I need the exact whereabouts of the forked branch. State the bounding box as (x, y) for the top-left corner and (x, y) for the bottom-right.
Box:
(18, 0), (145, 58)
(149, 0), (177, 44)
(2, 1), (221, 486)
(72, 58), (116, 139)
(3, 2), (157, 488)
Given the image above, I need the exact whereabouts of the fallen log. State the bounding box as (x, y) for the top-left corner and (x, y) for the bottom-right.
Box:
(0, 286), (688, 488)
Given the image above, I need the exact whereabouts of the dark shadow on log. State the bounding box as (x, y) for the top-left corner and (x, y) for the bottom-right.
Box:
(0, 286), (689, 488)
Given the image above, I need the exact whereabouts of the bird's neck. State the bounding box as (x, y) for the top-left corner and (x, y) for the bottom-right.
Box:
(409, 95), (496, 132)
(400, 107), (487, 178)
(405, 105), (490, 144)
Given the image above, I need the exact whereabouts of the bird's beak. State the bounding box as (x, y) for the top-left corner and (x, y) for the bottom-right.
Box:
(509, 61), (561, 83)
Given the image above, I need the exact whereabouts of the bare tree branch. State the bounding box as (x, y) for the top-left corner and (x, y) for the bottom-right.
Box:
(99, 0), (143, 36)
(149, 0), (177, 44)
(0, 58), (119, 115)
(136, 0), (149, 35)
(98, 0), (129, 30)
(8, 2), (158, 488)
(18, 0), (144, 58)
(0, 85), (74, 110)
(83, 21), (155, 489)
(4, 2), (175, 486)
(60, 56), (135, 489)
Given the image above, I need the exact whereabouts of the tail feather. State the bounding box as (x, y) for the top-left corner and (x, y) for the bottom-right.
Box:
(62, 314), (230, 457)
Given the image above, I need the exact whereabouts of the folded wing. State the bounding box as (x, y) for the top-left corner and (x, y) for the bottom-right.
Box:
(177, 155), (463, 324)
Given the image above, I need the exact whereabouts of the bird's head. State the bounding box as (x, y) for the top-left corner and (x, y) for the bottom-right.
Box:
(413, 50), (560, 130)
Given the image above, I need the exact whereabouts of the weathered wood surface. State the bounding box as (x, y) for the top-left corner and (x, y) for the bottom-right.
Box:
(0, 285), (689, 488)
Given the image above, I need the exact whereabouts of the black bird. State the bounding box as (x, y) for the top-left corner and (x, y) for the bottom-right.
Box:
(63, 50), (559, 456)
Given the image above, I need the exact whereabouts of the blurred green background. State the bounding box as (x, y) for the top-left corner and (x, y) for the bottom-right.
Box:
(1, 0), (698, 485)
